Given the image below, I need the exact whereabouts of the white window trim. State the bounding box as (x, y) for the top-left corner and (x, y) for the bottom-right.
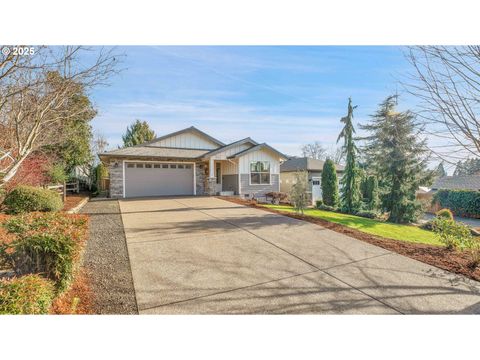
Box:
(248, 161), (272, 186)
(122, 159), (196, 198)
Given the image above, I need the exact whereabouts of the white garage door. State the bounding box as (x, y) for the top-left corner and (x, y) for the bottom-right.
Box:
(125, 162), (194, 197)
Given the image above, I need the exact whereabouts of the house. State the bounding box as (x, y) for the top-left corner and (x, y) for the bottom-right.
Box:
(98, 126), (287, 198)
(280, 157), (344, 204)
(430, 175), (480, 192)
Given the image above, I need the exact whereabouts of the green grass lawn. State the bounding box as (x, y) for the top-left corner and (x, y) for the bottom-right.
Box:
(262, 205), (442, 246)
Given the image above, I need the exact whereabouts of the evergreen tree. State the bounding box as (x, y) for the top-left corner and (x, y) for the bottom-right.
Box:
(321, 159), (339, 207)
(337, 98), (361, 213)
(453, 158), (480, 176)
(361, 96), (434, 223)
(362, 175), (379, 211)
(122, 120), (156, 147)
(435, 161), (447, 178)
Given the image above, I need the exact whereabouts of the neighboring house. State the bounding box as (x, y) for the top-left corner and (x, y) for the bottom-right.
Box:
(98, 126), (287, 198)
(280, 157), (344, 204)
(430, 175), (480, 192)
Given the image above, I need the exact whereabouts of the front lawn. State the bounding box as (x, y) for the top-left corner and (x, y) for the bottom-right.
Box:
(262, 205), (441, 246)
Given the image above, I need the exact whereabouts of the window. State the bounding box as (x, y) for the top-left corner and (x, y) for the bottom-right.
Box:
(250, 161), (270, 185)
(145, 163), (152, 168)
(178, 164), (184, 169)
(312, 180), (320, 186)
(127, 163), (135, 168)
(162, 164), (169, 168)
(154, 164), (161, 168)
(170, 164), (177, 169)
(136, 163), (144, 168)
(185, 164), (192, 169)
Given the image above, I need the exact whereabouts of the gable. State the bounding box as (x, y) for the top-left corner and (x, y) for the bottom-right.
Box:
(149, 131), (220, 150)
(238, 147), (281, 174)
(207, 141), (256, 160)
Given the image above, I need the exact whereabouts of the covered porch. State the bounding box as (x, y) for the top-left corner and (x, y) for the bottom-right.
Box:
(205, 158), (240, 195)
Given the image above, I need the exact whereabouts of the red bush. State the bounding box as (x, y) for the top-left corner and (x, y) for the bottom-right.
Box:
(6, 153), (53, 191)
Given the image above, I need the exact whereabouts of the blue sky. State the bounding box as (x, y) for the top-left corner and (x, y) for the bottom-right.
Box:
(91, 46), (415, 157)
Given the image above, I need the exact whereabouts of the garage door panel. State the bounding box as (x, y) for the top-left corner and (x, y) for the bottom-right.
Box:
(125, 163), (194, 197)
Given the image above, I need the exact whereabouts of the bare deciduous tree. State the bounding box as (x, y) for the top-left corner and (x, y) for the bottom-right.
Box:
(301, 141), (326, 160)
(404, 46), (480, 163)
(0, 46), (120, 187)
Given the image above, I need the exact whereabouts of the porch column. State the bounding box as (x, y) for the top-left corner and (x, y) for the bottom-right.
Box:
(207, 157), (216, 195)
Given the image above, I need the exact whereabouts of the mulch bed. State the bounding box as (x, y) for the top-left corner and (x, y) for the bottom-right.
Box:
(219, 196), (480, 282)
(62, 192), (90, 212)
(50, 269), (94, 314)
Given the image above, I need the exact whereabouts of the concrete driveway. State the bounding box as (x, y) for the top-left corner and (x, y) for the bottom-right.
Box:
(119, 197), (480, 314)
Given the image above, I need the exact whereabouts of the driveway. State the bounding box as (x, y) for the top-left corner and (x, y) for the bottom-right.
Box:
(119, 197), (480, 314)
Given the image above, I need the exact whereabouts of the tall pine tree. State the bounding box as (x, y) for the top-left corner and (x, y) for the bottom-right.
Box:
(435, 161), (447, 178)
(122, 119), (156, 147)
(361, 96), (434, 223)
(337, 98), (361, 213)
(321, 158), (339, 207)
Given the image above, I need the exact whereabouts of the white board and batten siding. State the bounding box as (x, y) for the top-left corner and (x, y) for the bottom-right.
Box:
(238, 148), (280, 174)
(150, 132), (219, 150)
(210, 143), (252, 160)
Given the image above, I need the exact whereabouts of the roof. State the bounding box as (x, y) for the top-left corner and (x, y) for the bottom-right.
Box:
(142, 126), (225, 147)
(227, 143), (288, 160)
(280, 157), (345, 172)
(431, 176), (480, 191)
(98, 146), (210, 160)
(202, 137), (258, 158)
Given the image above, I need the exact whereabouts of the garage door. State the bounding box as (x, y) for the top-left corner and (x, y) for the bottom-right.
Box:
(125, 162), (194, 197)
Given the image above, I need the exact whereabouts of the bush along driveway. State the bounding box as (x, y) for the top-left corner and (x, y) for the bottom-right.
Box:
(252, 203), (480, 282)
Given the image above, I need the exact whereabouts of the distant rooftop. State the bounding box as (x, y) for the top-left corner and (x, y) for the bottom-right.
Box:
(431, 175), (480, 191)
(280, 157), (344, 172)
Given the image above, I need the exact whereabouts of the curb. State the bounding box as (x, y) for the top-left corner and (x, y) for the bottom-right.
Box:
(66, 197), (90, 214)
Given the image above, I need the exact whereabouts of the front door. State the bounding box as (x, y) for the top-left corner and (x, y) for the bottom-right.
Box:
(311, 177), (322, 204)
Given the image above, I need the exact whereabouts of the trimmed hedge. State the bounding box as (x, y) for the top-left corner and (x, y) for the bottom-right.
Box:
(3, 186), (63, 214)
(0, 274), (55, 314)
(433, 189), (480, 218)
(0, 212), (88, 292)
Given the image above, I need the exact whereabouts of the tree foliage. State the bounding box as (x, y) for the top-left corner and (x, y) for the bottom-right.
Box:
(361, 96), (434, 223)
(122, 120), (156, 147)
(301, 141), (326, 160)
(337, 98), (361, 213)
(361, 175), (379, 211)
(454, 158), (480, 176)
(435, 161), (447, 178)
(321, 159), (339, 207)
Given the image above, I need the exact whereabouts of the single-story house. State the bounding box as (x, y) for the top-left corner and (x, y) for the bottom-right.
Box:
(430, 175), (480, 192)
(98, 126), (287, 198)
(280, 157), (344, 204)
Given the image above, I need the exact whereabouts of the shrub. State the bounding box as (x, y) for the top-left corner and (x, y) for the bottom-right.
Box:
(0, 274), (55, 314)
(317, 204), (336, 212)
(433, 189), (480, 218)
(315, 199), (323, 208)
(321, 159), (339, 207)
(355, 210), (378, 219)
(0, 212), (88, 292)
(265, 192), (288, 205)
(432, 217), (471, 250)
(459, 235), (480, 267)
(3, 186), (63, 214)
(436, 208), (454, 220)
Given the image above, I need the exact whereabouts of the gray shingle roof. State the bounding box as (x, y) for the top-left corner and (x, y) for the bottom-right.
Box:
(227, 143), (288, 160)
(99, 146), (210, 160)
(431, 176), (480, 191)
(280, 157), (344, 172)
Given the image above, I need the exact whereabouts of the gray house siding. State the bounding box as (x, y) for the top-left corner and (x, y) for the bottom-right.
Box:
(222, 174), (239, 194)
(240, 174), (279, 197)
